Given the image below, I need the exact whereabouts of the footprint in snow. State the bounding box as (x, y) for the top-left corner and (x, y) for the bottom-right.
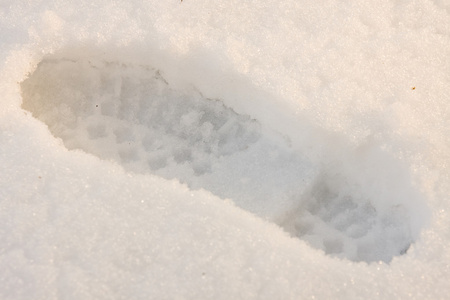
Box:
(21, 53), (421, 263)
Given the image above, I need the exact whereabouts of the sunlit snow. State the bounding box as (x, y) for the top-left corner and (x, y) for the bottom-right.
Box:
(1, 0), (449, 299)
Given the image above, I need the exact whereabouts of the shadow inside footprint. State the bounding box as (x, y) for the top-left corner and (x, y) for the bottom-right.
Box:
(20, 50), (427, 263)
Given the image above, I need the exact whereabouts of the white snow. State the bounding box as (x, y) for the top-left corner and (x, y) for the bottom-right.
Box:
(1, 0), (449, 299)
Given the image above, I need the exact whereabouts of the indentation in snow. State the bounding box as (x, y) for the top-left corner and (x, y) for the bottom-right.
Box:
(21, 52), (426, 263)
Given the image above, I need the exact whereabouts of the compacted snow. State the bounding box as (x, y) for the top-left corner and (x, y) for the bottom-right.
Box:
(1, 0), (449, 299)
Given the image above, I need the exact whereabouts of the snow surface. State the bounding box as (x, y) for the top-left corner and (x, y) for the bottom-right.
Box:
(1, 0), (449, 299)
